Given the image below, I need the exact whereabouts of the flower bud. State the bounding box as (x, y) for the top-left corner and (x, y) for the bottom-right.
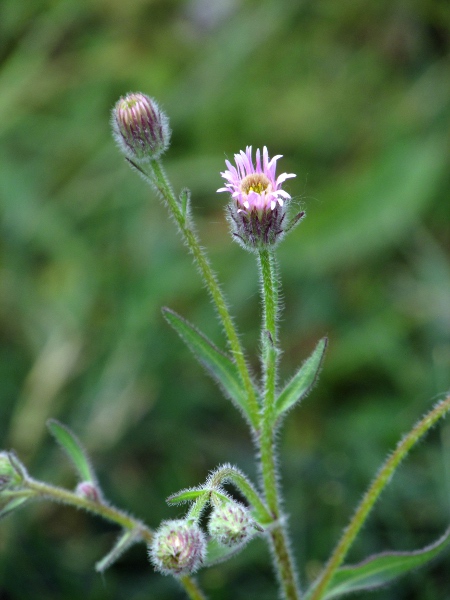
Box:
(149, 519), (206, 576)
(0, 452), (25, 491)
(76, 481), (101, 502)
(112, 92), (171, 162)
(208, 501), (256, 547)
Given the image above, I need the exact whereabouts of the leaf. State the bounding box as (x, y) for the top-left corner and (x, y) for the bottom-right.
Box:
(305, 527), (450, 599)
(47, 420), (95, 483)
(162, 308), (251, 419)
(204, 537), (245, 567)
(166, 487), (206, 505)
(0, 493), (30, 520)
(275, 337), (327, 420)
(95, 529), (141, 573)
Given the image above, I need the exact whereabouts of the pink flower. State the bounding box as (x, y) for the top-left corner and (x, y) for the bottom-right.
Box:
(217, 146), (295, 216)
(218, 146), (301, 251)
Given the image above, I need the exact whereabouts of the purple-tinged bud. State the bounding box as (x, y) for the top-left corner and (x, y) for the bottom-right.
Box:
(149, 519), (206, 576)
(0, 452), (25, 491)
(112, 92), (171, 162)
(208, 501), (257, 547)
(76, 481), (102, 502)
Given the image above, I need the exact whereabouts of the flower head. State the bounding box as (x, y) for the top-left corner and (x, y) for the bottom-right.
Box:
(112, 92), (171, 162)
(218, 146), (301, 251)
(218, 146), (295, 214)
(149, 519), (206, 576)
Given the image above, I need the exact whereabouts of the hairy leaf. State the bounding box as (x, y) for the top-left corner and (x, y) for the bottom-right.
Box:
(163, 308), (251, 419)
(96, 529), (141, 573)
(306, 527), (450, 599)
(275, 337), (327, 421)
(47, 420), (95, 483)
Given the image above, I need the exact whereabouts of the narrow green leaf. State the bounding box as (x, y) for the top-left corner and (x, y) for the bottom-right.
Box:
(0, 494), (30, 520)
(47, 420), (95, 482)
(275, 337), (327, 420)
(179, 188), (191, 220)
(95, 529), (141, 573)
(166, 488), (206, 505)
(162, 308), (251, 419)
(305, 527), (450, 599)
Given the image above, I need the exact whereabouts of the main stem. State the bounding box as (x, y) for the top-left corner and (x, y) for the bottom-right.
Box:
(148, 159), (260, 431)
(26, 479), (205, 600)
(258, 249), (300, 600)
(309, 394), (450, 600)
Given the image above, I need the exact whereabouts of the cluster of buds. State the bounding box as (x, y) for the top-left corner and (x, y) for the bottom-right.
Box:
(149, 519), (206, 576)
(218, 146), (303, 251)
(112, 92), (171, 163)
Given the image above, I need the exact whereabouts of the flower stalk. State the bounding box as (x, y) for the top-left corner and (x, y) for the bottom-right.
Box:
(258, 248), (300, 600)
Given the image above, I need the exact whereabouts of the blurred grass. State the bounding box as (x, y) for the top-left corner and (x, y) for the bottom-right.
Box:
(0, 0), (450, 598)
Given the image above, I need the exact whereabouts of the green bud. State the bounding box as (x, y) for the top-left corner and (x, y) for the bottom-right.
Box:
(208, 501), (257, 547)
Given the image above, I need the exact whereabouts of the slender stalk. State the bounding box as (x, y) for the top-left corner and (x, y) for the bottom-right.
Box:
(146, 159), (260, 431)
(309, 395), (450, 600)
(27, 478), (152, 540)
(26, 478), (205, 600)
(258, 249), (300, 600)
(179, 575), (207, 600)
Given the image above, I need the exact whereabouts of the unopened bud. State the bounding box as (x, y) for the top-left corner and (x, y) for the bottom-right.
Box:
(149, 519), (206, 576)
(208, 501), (257, 547)
(76, 481), (101, 502)
(112, 92), (171, 162)
(0, 452), (25, 491)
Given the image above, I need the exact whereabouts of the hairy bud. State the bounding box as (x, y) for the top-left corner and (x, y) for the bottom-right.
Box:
(112, 92), (171, 162)
(76, 481), (102, 502)
(208, 501), (257, 547)
(149, 519), (206, 576)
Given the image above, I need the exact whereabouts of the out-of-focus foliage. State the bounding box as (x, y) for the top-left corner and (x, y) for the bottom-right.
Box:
(0, 0), (449, 598)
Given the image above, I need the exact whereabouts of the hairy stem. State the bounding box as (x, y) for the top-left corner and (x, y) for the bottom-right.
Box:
(146, 159), (260, 431)
(258, 249), (300, 600)
(309, 395), (450, 600)
(179, 575), (207, 600)
(26, 478), (205, 600)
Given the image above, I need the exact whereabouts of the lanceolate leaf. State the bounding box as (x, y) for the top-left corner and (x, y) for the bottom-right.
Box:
(96, 529), (141, 573)
(275, 337), (327, 421)
(166, 487), (206, 505)
(47, 420), (95, 483)
(162, 308), (251, 419)
(305, 527), (450, 599)
(0, 494), (30, 520)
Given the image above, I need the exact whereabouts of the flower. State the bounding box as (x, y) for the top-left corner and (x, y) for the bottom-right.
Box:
(218, 146), (301, 251)
(218, 146), (295, 214)
(149, 519), (206, 576)
(112, 92), (171, 162)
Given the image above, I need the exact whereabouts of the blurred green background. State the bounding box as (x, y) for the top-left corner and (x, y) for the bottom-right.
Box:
(0, 0), (449, 598)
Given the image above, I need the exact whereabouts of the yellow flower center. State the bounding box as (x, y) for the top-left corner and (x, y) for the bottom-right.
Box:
(241, 173), (270, 195)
